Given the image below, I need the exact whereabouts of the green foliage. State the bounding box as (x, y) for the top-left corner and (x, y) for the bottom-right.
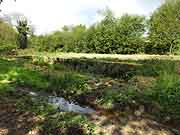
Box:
(99, 87), (141, 109)
(148, 0), (180, 54)
(0, 58), (49, 89)
(1, 3), (180, 54)
(97, 60), (180, 119)
(16, 94), (56, 115)
(0, 19), (17, 54)
(131, 60), (180, 118)
(29, 11), (146, 54)
(115, 14), (146, 54)
(81, 11), (146, 54)
(1, 55), (180, 131)
(29, 24), (87, 52)
(27, 5), (180, 55)
(0, 57), (94, 134)
(47, 72), (88, 97)
(147, 62), (180, 118)
(0, 58), (88, 97)
(42, 113), (95, 135)
(15, 68), (49, 89)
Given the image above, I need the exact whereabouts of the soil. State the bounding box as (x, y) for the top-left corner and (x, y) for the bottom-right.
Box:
(0, 102), (42, 135)
(0, 101), (180, 135)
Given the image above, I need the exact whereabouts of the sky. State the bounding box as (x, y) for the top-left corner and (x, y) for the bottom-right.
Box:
(0, 0), (163, 35)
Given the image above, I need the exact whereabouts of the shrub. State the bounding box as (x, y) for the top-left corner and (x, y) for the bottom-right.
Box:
(147, 62), (180, 118)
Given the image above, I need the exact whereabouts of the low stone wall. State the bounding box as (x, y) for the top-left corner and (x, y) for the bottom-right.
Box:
(55, 58), (140, 79)
(15, 55), (141, 79)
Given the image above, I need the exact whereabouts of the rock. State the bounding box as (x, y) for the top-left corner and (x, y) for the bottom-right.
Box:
(164, 116), (171, 122)
(139, 105), (145, 113)
(120, 117), (128, 124)
(134, 110), (142, 117)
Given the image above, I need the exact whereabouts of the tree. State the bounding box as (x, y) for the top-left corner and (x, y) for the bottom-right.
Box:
(115, 14), (146, 54)
(29, 9), (146, 54)
(16, 18), (30, 49)
(148, 0), (180, 54)
(0, 19), (17, 53)
(82, 12), (146, 54)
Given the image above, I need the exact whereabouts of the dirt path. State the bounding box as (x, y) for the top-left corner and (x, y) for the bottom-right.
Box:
(89, 110), (179, 135)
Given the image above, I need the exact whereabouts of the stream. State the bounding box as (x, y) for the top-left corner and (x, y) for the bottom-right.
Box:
(25, 90), (95, 114)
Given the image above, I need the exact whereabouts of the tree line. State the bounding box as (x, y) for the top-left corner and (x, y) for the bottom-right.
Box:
(0, 0), (180, 54)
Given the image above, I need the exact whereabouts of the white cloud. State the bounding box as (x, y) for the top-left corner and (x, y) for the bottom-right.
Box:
(108, 0), (143, 16)
(0, 0), (162, 35)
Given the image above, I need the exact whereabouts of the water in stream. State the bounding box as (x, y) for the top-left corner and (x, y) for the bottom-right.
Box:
(28, 91), (95, 114)
(48, 96), (95, 114)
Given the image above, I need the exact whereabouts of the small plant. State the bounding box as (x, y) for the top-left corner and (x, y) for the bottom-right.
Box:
(32, 56), (48, 66)
(42, 112), (95, 135)
(16, 95), (56, 115)
(98, 86), (141, 109)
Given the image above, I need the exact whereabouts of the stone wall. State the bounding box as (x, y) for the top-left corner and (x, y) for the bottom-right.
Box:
(55, 58), (140, 79)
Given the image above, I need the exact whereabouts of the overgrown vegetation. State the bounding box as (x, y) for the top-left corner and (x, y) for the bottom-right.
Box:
(1, 0), (180, 134)
(1, 55), (180, 134)
(0, 20), (17, 54)
(0, 58), (95, 134)
(1, 57), (180, 120)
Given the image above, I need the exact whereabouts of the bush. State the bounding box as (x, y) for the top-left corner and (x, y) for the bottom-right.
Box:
(0, 42), (16, 55)
(0, 19), (17, 54)
(147, 62), (180, 118)
(42, 113), (95, 135)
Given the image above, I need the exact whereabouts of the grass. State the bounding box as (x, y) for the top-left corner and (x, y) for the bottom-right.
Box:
(0, 58), (90, 96)
(1, 54), (180, 134)
(0, 57), (96, 134)
(18, 49), (180, 60)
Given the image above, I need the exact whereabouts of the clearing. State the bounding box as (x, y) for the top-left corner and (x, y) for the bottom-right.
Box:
(0, 54), (180, 135)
